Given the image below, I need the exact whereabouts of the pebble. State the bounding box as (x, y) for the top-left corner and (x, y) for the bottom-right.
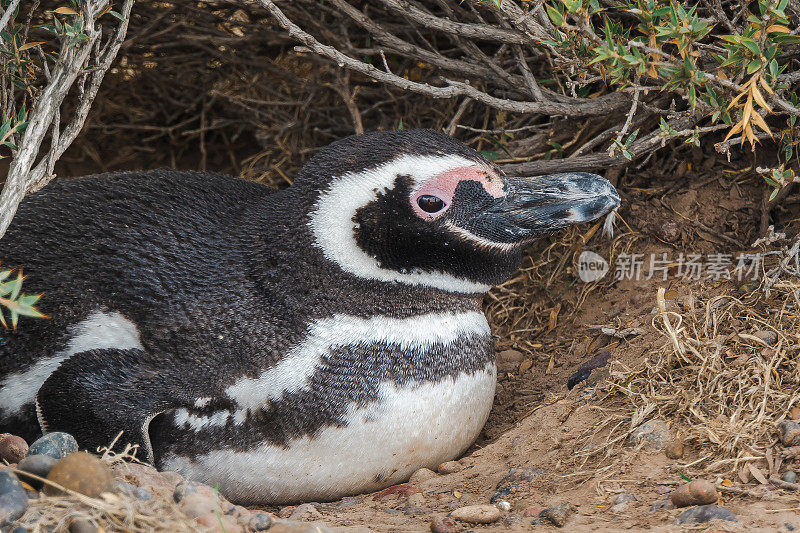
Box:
(539, 503), (572, 527)
(0, 471), (28, 528)
(779, 420), (800, 446)
(267, 521), (334, 533)
(174, 479), (216, 502)
(495, 499), (511, 512)
(664, 438), (685, 459)
(16, 454), (57, 490)
(69, 517), (98, 533)
(611, 493), (637, 512)
(408, 492), (426, 507)
(437, 461), (463, 475)
(655, 220), (681, 242)
(43, 452), (113, 498)
(28, 432), (78, 460)
(430, 515), (460, 533)
(629, 419), (671, 451)
(450, 504), (501, 524)
(783, 471), (798, 484)
(0, 434), (27, 464)
(113, 480), (152, 500)
(670, 479), (718, 507)
(249, 512), (274, 531)
(196, 512), (243, 533)
(179, 494), (221, 519)
(409, 468), (437, 484)
(676, 504), (737, 524)
(650, 499), (674, 511)
(789, 407), (800, 421)
(289, 503), (322, 521)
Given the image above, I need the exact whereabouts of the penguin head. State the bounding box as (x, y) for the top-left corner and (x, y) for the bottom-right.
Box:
(297, 129), (620, 294)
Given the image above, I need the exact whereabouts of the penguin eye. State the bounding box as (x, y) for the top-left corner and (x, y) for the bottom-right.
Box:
(417, 195), (445, 213)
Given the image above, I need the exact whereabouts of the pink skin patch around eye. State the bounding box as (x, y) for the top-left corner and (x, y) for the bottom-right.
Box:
(411, 166), (505, 220)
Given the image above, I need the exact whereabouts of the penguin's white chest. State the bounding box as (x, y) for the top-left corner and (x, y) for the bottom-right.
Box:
(164, 366), (496, 504)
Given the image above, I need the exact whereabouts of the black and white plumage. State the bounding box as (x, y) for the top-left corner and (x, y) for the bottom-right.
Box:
(0, 129), (619, 503)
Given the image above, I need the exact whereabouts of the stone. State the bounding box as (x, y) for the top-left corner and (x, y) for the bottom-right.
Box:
(409, 468), (437, 484)
(268, 521), (333, 533)
(629, 419), (671, 451)
(69, 517), (99, 533)
(539, 503), (572, 527)
(44, 452), (113, 498)
(437, 461), (462, 475)
(28, 432), (78, 460)
(611, 493), (637, 512)
(179, 494), (221, 519)
(450, 504), (501, 524)
(783, 471), (798, 484)
(174, 480), (216, 502)
(289, 503), (322, 521)
(0, 471), (28, 528)
(670, 479), (718, 507)
(17, 454), (57, 490)
(111, 462), (180, 496)
(664, 439), (685, 459)
(779, 420), (800, 446)
(249, 512), (274, 531)
(430, 516), (461, 532)
(790, 407), (800, 421)
(655, 220), (681, 243)
(408, 492), (426, 507)
(113, 480), (152, 500)
(0, 435), (27, 464)
(676, 504), (737, 524)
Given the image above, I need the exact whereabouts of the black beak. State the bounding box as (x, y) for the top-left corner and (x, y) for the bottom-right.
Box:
(466, 172), (620, 244)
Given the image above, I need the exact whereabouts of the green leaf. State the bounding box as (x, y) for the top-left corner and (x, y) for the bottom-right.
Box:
(741, 38), (760, 55)
(747, 58), (763, 74)
(545, 4), (565, 27)
(108, 10), (126, 21)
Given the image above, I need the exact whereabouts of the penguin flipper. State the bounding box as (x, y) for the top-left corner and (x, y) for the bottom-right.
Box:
(36, 348), (186, 462)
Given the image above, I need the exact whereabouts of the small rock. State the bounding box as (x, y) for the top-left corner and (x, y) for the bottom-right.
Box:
(670, 479), (718, 507)
(783, 471), (798, 484)
(409, 468), (437, 484)
(503, 513), (523, 527)
(249, 512), (274, 531)
(180, 494), (221, 519)
(111, 462), (181, 495)
(664, 439), (685, 459)
(498, 349), (524, 363)
(289, 503), (322, 521)
(676, 504), (737, 524)
(613, 493), (637, 507)
(17, 454), (57, 490)
(0, 435), (28, 464)
(196, 512), (243, 533)
(437, 461), (462, 475)
(789, 407), (800, 421)
(174, 480), (216, 502)
(655, 220), (681, 243)
(651, 499), (674, 511)
(523, 507), (542, 517)
(779, 420), (800, 446)
(28, 432), (78, 460)
(408, 492), (426, 507)
(277, 506), (295, 519)
(430, 515), (460, 533)
(44, 452), (113, 498)
(113, 480), (152, 500)
(373, 483), (420, 500)
(0, 471), (28, 528)
(495, 499), (511, 512)
(539, 503), (572, 527)
(450, 504), (501, 524)
(69, 517), (98, 533)
(754, 330), (778, 345)
(629, 419), (671, 451)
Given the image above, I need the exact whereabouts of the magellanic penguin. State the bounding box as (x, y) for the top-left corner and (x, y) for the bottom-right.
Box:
(0, 129), (619, 504)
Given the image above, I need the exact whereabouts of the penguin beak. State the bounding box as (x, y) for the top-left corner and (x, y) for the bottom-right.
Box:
(466, 172), (620, 244)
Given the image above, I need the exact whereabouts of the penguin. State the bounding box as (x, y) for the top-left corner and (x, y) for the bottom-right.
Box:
(0, 129), (619, 504)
